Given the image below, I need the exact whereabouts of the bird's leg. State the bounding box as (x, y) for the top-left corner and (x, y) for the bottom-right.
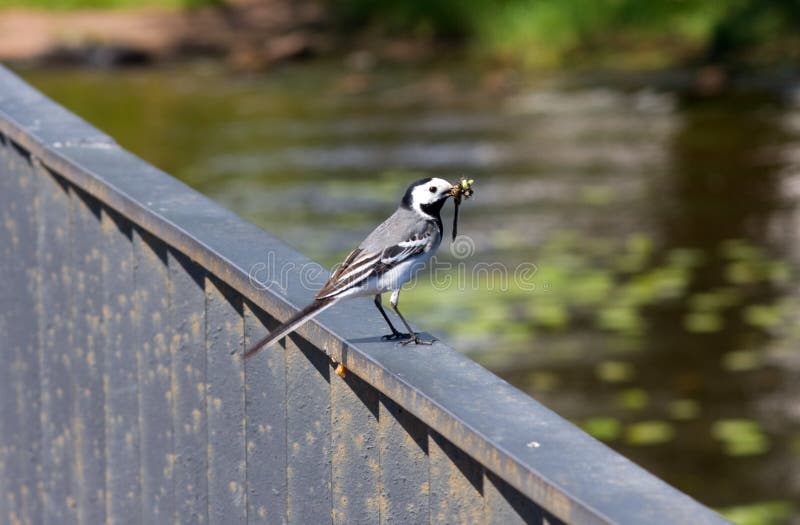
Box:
(375, 294), (407, 340)
(389, 290), (435, 346)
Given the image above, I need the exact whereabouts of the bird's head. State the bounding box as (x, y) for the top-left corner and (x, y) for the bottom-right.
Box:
(401, 177), (453, 217)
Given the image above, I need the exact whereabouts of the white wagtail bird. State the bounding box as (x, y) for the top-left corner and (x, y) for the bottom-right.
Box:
(245, 177), (458, 358)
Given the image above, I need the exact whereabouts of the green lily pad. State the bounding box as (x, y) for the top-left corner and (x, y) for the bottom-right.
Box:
(743, 304), (782, 330)
(597, 305), (644, 334)
(625, 420), (675, 446)
(667, 399), (700, 420)
(711, 419), (770, 457)
(684, 311), (723, 333)
(581, 417), (622, 441)
(617, 388), (649, 410)
(718, 500), (794, 525)
(595, 360), (635, 383)
(767, 260), (792, 286)
(721, 350), (762, 372)
(527, 371), (561, 392)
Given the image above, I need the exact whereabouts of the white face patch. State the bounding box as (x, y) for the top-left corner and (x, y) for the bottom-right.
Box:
(409, 177), (452, 216)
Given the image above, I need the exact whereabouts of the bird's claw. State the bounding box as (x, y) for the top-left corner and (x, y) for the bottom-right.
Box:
(399, 335), (436, 346)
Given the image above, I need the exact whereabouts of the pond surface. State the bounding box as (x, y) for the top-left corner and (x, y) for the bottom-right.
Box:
(19, 61), (800, 522)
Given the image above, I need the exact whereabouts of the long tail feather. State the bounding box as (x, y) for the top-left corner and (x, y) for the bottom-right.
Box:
(244, 298), (335, 359)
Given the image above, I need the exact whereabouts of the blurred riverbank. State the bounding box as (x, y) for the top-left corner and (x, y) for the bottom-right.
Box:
(0, 0), (329, 69)
(2, 0), (799, 74)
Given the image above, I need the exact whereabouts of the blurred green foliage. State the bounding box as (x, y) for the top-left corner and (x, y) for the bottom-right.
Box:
(4, 0), (798, 66)
(332, 0), (800, 67)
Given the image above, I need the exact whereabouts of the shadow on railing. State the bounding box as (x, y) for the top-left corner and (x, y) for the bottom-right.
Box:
(0, 65), (730, 524)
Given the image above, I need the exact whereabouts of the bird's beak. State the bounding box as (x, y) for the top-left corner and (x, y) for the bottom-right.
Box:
(442, 186), (455, 200)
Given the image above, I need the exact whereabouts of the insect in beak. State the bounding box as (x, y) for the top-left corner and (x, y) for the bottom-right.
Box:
(449, 177), (474, 241)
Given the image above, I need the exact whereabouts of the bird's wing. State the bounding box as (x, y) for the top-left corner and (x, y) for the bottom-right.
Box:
(374, 235), (430, 271)
(316, 232), (433, 300)
(315, 247), (380, 299)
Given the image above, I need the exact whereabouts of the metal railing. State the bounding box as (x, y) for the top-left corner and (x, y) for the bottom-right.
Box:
(0, 65), (730, 524)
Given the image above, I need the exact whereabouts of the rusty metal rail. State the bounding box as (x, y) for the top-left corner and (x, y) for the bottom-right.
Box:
(0, 65), (730, 524)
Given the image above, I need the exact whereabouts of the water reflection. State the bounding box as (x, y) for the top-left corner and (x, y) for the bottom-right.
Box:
(18, 63), (800, 519)
(643, 93), (794, 504)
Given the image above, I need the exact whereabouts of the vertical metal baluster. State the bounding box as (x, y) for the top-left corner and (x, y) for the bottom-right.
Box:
(133, 228), (173, 522)
(70, 187), (106, 524)
(205, 276), (246, 524)
(285, 337), (332, 525)
(169, 249), (208, 523)
(101, 208), (140, 525)
(331, 369), (380, 524)
(243, 302), (287, 524)
(377, 395), (430, 525)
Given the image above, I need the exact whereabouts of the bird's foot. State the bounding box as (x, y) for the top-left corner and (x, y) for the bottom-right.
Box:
(382, 331), (410, 341)
(399, 335), (436, 346)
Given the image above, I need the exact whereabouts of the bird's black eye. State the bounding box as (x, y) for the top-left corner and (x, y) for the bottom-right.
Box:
(429, 186), (437, 193)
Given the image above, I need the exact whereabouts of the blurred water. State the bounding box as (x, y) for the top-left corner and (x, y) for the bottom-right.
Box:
(19, 62), (800, 521)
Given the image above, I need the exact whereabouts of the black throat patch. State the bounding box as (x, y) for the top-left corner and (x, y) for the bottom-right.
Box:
(420, 199), (446, 234)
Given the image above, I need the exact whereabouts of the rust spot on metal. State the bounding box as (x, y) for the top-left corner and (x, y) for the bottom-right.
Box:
(165, 453), (177, 479)
(335, 363), (346, 378)
(4, 218), (19, 247)
(191, 408), (202, 430)
(190, 313), (202, 339)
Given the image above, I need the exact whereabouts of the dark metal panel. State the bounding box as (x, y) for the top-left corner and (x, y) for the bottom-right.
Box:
(133, 228), (174, 522)
(485, 470), (558, 525)
(331, 369), (380, 525)
(377, 395), (429, 524)
(100, 208), (141, 525)
(285, 338), (332, 525)
(0, 138), (42, 525)
(243, 303), (287, 525)
(169, 249), (208, 524)
(205, 276), (246, 524)
(429, 431), (484, 523)
(35, 165), (78, 524)
(70, 186), (107, 524)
